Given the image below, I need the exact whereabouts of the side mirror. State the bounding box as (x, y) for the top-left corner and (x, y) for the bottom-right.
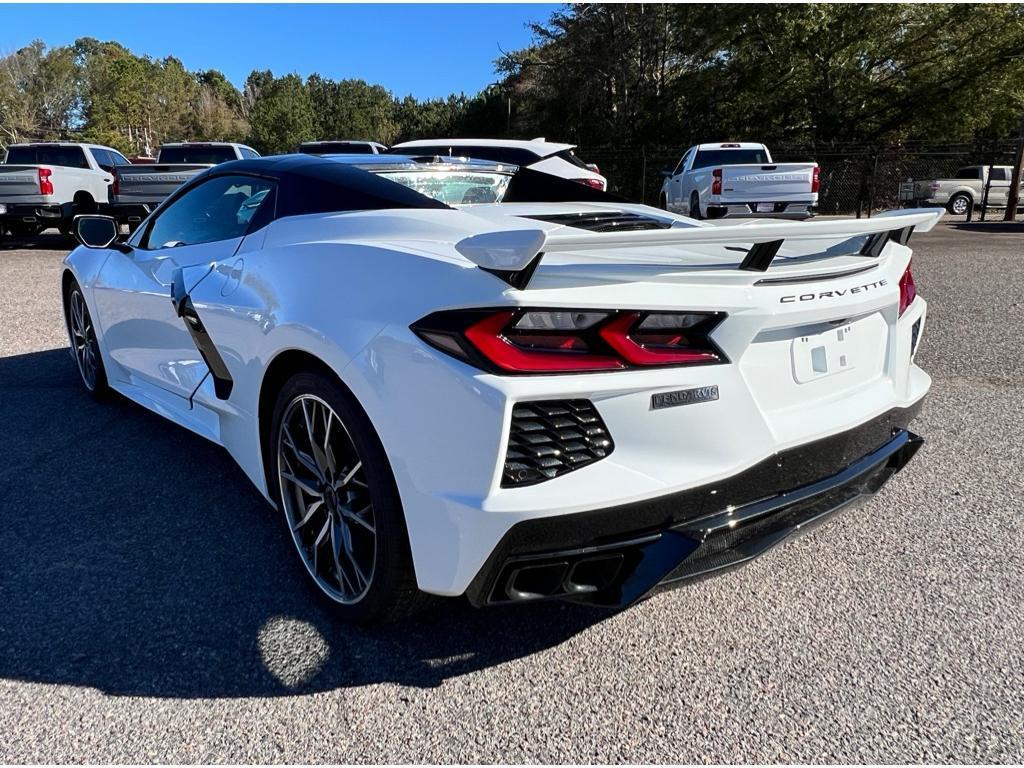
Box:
(74, 215), (120, 249)
(659, 168), (673, 178)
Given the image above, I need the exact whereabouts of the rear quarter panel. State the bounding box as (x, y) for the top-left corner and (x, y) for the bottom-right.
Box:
(184, 216), (507, 498)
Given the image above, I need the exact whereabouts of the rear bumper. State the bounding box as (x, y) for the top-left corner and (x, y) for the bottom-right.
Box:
(707, 200), (816, 219)
(465, 402), (923, 608)
(0, 202), (68, 223)
(109, 203), (154, 232)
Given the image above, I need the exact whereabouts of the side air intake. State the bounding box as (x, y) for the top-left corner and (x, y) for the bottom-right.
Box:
(502, 399), (614, 487)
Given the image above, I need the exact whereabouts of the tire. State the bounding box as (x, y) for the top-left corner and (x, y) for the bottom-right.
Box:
(268, 369), (424, 624)
(689, 191), (703, 220)
(73, 193), (98, 216)
(64, 278), (108, 398)
(947, 193), (972, 216)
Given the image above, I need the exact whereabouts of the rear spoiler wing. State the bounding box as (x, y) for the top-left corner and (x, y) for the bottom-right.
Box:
(456, 208), (943, 289)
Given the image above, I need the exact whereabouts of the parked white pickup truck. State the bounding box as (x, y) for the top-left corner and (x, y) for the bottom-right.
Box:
(0, 142), (129, 236)
(659, 142), (818, 220)
(110, 142), (259, 232)
(898, 165), (1024, 216)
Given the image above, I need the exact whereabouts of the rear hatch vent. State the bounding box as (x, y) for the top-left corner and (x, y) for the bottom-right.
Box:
(502, 399), (614, 487)
(524, 211), (672, 232)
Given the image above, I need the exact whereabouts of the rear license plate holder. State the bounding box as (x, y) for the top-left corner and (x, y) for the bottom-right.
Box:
(792, 324), (856, 383)
(756, 203), (774, 213)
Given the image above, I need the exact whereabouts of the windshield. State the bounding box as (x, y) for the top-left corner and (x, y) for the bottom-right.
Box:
(158, 146), (238, 164)
(693, 149), (769, 169)
(376, 170), (513, 204)
(4, 145), (89, 168)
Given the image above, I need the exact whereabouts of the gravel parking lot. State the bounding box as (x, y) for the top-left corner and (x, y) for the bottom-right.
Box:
(1, 221), (1022, 763)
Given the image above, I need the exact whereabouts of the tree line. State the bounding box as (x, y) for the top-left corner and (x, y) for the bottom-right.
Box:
(1, 4), (1022, 158)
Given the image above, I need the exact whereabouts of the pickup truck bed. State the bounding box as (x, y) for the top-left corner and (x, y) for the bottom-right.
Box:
(111, 164), (213, 231)
(109, 142), (258, 233)
(709, 163), (818, 218)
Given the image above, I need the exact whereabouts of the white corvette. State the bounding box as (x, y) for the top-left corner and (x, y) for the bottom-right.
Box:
(63, 154), (939, 622)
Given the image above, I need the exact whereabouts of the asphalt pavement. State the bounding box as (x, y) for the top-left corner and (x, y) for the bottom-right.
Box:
(0, 221), (1021, 762)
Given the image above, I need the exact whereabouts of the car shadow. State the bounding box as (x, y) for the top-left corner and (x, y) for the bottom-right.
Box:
(0, 348), (613, 698)
(0, 230), (75, 250)
(949, 220), (1022, 233)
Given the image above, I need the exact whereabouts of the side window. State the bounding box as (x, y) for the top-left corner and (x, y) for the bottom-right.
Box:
(110, 150), (131, 166)
(90, 148), (114, 171)
(955, 167), (982, 180)
(239, 147), (260, 159)
(673, 150), (691, 175)
(990, 168), (1009, 182)
(141, 175), (276, 250)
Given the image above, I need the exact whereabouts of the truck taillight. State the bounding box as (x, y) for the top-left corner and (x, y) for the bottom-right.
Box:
(111, 168), (119, 197)
(898, 261), (917, 317)
(38, 168), (53, 196)
(711, 168), (722, 195)
(811, 165), (820, 193)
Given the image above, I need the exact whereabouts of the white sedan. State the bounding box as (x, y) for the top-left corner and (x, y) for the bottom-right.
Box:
(63, 153), (938, 622)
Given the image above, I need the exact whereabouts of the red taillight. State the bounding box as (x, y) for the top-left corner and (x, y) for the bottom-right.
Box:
(898, 261), (917, 316)
(464, 311), (623, 373)
(38, 167), (53, 196)
(412, 308), (726, 375)
(574, 177), (605, 190)
(111, 168), (120, 197)
(811, 165), (820, 193)
(711, 168), (722, 195)
(598, 312), (721, 365)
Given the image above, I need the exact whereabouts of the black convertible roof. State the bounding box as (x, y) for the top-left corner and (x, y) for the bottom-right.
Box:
(195, 154), (450, 218)
(178, 152), (628, 221)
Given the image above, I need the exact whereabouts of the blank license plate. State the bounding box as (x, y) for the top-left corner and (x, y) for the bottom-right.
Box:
(0, 203), (6, 214)
(792, 324), (856, 383)
(756, 203), (774, 213)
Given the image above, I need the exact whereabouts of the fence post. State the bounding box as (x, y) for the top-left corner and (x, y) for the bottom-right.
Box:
(981, 163), (994, 222)
(867, 153), (878, 218)
(1005, 117), (1024, 222)
(640, 146), (647, 205)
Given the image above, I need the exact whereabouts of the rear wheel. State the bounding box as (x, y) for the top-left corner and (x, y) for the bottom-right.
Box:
(689, 191), (703, 220)
(269, 370), (423, 623)
(64, 279), (108, 397)
(947, 193), (972, 216)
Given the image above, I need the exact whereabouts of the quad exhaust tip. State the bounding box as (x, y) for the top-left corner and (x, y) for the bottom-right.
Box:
(502, 553), (626, 602)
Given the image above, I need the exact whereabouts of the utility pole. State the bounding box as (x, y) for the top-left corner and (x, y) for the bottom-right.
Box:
(1004, 115), (1024, 222)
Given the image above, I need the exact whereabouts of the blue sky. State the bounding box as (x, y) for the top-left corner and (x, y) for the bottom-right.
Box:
(0, 3), (561, 99)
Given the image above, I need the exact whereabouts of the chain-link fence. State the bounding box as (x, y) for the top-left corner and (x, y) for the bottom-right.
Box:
(578, 141), (1021, 215)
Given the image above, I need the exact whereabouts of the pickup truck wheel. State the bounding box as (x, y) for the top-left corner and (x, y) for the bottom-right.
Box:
(689, 192), (703, 220)
(948, 193), (972, 216)
(73, 193), (98, 217)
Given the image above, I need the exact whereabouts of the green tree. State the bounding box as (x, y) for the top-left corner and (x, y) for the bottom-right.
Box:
(0, 41), (79, 146)
(247, 72), (315, 153)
